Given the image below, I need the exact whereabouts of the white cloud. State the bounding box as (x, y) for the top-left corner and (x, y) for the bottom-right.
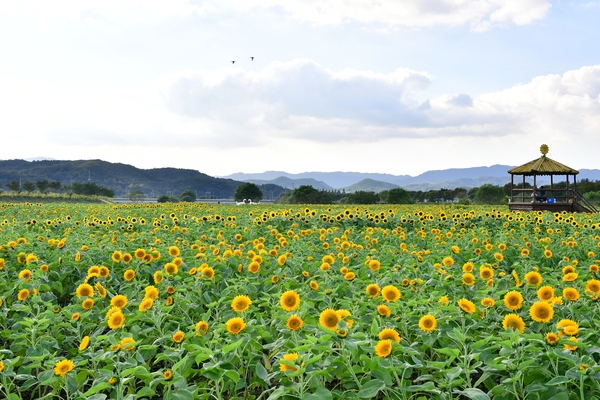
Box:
(162, 59), (433, 133)
(159, 62), (600, 147)
(226, 0), (551, 31)
(0, 0), (550, 31)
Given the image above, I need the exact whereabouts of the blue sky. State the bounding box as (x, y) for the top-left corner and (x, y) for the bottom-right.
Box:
(1, 1), (599, 177)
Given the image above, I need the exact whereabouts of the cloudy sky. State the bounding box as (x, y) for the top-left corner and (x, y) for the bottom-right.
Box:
(1, 1), (600, 177)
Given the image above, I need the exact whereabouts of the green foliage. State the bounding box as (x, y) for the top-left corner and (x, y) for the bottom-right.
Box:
(474, 184), (506, 204)
(128, 190), (145, 202)
(71, 182), (114, 197)
(179, 189), (197, 203)
(5, 180), (21, 193)
(385, 187), (413, 204)
(234, 183), (263, 202)
(36, 179), (50, 194)
(157, 194), (178, 203)
(584, 191), (600, 206)
(0, 159), (244, 197)
(22, 181), (35, 193)
(341, 191), (380, 204)
(288, 185), (332, 204)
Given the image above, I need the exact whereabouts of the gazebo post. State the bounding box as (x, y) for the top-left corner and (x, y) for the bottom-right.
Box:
(510, 174), (514, 202)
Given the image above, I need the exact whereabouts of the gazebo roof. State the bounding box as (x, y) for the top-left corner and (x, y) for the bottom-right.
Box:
(508, 154), (579, 176)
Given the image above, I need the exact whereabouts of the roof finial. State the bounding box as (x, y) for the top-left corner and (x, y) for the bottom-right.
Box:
(540, 144), (549, 156)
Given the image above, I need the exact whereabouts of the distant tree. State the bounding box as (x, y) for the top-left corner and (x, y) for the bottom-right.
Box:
(71, 182), (114, 197)
(157, 194), (178, 203)
(36, 179), (50, 194)
(289, 185), (332, 204)
(342, 191), (380, 204)
(234, 183), (263, 202)
(22, 181), (35, 193)
(179, 189), (197, 203)
(48, 181), (62, 193)
(474, 184), (506, 204)
(6, 180), (20, 193)
(385, 188), (412, 204)
(128, 190), (145, 202)
(584, 191), (600, 206)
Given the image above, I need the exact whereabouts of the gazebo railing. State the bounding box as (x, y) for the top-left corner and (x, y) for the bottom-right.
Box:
(510, 188), (576, 204)
(575, 189), (599, 213)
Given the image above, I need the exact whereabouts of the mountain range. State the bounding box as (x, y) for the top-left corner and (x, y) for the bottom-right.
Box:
(223, 166), (600, 192)
(3, 159), (600, 197)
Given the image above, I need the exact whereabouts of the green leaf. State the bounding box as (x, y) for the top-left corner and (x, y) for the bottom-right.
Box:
(357, 379), (386, 398)
(255, 362), (269, 383)
(546, 376), (570, 386)
(87, 395), (108, 400)
(171, 389), (195, 400)
(82, 382), (111, 397)
(455, 388), (490, 400)
(222, 338), (244, 354)
(303, 387), (333, 400)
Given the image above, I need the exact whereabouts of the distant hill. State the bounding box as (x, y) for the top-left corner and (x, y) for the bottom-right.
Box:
(342, 179), (400, 193)
(226, 165), (600, 191)
(0, 159), (251, 198)
(224, 171), (413, 188)
(246, 176), (334, 191)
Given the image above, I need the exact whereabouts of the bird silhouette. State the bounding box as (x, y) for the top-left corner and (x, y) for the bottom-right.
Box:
(250, 57), (254, 61)
(231, 61), (235, 64)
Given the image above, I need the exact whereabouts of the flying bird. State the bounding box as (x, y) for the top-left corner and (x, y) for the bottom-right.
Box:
(250, 57), (254, 61)
(231, 61), (235, 64)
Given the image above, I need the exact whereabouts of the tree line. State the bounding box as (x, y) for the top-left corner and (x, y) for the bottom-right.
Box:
(2, 180), (114, 197)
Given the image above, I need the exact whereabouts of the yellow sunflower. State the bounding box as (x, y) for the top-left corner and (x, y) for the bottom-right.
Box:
(286, 314), (303, 331)
(524, 271), (542, 285)
(457, 298), (476, 314)
(123, 269), (135, 281)
(502, 314), (525, 333)
(462, 273), (475, 286)
(563, 287), (580, 301)
(503, 291), (523, 310)
(545, 332), (559, 345)
(280, 290), (300, 311)
(79, 336), (90, 351)
(378, 328), (400, 343)
(374, 339), (393, 357)
(481, 297), (495, 308)
(279, 353), (299, 372)
(418, 315), (437, 332)
(365, 284), (381, 298)
(172, 331), (185, 343)
(107, 311), (125, 329)
(76, 283), (94, 298)
(226, 317), (246, 334)
(537, 286), (555, 301)
(381, 285), (401, 302)
(17, 289), (30, 301)
(585, 279), (600, 294)
(479, 267), (494, 280)
(529, 301), (554, 323)
(231, 295), (252, 313)
(319, 309), (340, 331)
(377, 304), (391, 317)
(138, 298), (153, 312)
(54, 359), (74, 377)
(120, 337), (136, 351)
(168, 246), (180, 257)
(195, 321), (209, 336)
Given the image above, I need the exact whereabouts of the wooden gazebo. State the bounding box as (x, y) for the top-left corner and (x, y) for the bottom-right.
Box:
(507, 144), (597, 213)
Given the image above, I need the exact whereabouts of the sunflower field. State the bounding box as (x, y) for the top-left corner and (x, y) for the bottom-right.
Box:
(1, 202), (600, 399)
